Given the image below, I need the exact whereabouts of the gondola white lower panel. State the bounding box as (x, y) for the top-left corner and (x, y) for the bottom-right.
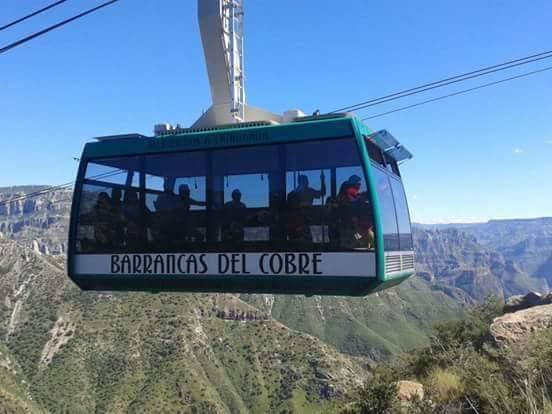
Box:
(74, 252), (376, 277)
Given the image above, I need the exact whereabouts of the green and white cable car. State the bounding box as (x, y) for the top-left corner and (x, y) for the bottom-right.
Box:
(67, 0), (415, 296)
(68, 116), (414, 296)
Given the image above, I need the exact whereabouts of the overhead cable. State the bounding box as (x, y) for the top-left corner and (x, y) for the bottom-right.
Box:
(0, 168), (125, 207)
(330, 49), (552, 113)
(0, 0), (120, 55)
(362, 65), (552, 120)
(0, 0), (68, 32)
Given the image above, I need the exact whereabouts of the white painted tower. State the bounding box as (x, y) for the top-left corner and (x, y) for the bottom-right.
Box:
(155, 0), (305, 134)
(192, 0), (284, 128)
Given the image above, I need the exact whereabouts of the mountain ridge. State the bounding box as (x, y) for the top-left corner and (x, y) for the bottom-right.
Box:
(0, 187), (550, 411)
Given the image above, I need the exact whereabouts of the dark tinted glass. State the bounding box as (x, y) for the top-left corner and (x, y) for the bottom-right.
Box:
(385, 156), (400, 176)
(371, 165), (399, 251)
(77, 157), (143, 253)
(285, 139), (374, 251)
(212, 145), (278, 247)
(76, 137), (376, 253)
(144, 151), (207, 250)
(390, 177), (413, 250)
(365, 138), (385, 166)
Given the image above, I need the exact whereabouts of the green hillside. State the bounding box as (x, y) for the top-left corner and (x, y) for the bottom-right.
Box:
(244, 277), (464, 359)
(0, 239), (368, 413)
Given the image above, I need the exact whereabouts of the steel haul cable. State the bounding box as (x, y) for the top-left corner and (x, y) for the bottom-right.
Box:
(0, 0), (120, 55)
(362, 65), (552, 121)
(0, 169), (126, 208)
(0, 0), (69, 32)
(330, 49), (552, 114)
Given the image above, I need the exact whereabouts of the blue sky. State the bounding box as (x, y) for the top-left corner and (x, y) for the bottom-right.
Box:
(1, 0), (551, 223)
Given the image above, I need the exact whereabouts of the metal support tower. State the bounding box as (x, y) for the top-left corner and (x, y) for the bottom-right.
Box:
(222, 0), (245, 122)
(192, 0), (281, 128)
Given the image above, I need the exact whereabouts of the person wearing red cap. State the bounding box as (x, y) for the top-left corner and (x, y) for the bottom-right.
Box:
(335, 175), (374, 249)
(343, 174), (363, 202)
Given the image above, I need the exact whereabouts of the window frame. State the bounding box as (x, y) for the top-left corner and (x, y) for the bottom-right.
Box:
(370, 161), (414, 252)
(370, 162), (400, 252)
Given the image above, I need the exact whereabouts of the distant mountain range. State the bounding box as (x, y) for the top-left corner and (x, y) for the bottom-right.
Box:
(414, 226), (548, 301)
(0, 186), (550, 412)
(415, 218), (552, 288)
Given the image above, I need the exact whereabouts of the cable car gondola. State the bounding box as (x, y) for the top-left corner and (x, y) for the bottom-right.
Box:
(67, 0), (415, 296)
(68, 116), (414, 296)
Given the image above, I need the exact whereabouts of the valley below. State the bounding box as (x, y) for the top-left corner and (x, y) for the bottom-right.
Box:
(0, 186), (551, 413)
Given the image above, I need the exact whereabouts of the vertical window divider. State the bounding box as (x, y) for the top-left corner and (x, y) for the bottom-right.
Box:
(139, 156), (147, 252)
(206, 151), (216, 245)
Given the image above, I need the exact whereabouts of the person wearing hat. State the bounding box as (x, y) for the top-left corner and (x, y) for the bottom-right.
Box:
(344, 174), (362, 201)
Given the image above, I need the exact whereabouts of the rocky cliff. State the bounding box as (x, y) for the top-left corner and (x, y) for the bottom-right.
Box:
(490, 291), (552, 352)
(413, 227), (547, 300)
(416, 218), (552, 283)
(0, 186), (71, 255)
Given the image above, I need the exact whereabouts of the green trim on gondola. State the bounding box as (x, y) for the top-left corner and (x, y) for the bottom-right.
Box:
(385, 270), (416, 281)
(350, 118), (386, 281)
(84, 117), (356, 159)
(70, 273), (407, 297)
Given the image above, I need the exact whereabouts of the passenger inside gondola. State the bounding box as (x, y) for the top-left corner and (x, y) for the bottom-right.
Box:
(222, 189), (247, 244)
(91, 192), (118, 250)
(224, 188), (246, 209)
(110, 188), (125, 247)
(155, 180), (181, 211)
(121, 189), (144, 250)
(328, 175), (374, 249)
(288, 174), (326, 207)
(151, 180), (181, 247)
(286, 174), (326, 242)
(177, 184), (206, 242)
(178, 184), (206, 211)
(111, 187), (122, 209)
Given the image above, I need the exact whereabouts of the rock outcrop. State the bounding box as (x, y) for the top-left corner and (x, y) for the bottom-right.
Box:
(491, 292), (552, 351)
(503, 291), (552, 313)
(396, 380), (424, 402)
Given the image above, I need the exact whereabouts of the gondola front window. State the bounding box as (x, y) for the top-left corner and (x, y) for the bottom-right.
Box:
(76, 137), (377, 254)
